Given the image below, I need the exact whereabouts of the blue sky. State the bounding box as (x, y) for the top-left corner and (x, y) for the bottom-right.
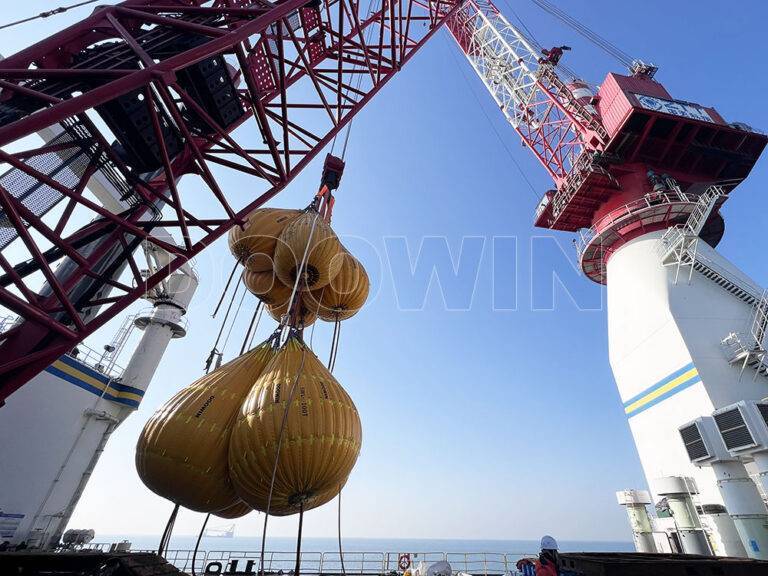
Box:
(3, 0), (768, 543)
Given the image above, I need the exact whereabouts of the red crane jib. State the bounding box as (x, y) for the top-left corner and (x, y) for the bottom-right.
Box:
(0, 0), (463, 401)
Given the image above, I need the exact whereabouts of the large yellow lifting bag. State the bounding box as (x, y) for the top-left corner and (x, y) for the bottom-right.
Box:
(213, 500), (252, 519)
(228, 208), (301, 272)
(228, 337), (362, 516)
(309, 252), (369, 321)
(135, 340), (277, 513)
(243, 269), (292, 307)
(273, 210), (343, 291)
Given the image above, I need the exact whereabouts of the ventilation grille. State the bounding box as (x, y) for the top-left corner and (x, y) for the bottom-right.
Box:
(714, 408), (755, 451)
(758, 403), (768, 428)
(680, 423), (709, 461)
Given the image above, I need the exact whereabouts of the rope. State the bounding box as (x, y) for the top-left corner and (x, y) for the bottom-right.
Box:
(213, 261), (241, 318)
(528, 0), (634, 68)
(221, 286), (247, 355)
(157, 502), (180, 556)
(258, 342), (308, 576)
(205, 275), (243, 372)
(499, 0), (579, 80)
(327, 318), (339, 368)
(337, 487), (347, 576)
(330, 0), (382, 160)
(0, 0), (102, 31)
(445, 36), (539, 201)
(191, 514), (210, 576)
(240, 302), (263, 355)
(281, 209), (321, 339)
(294, 502), (305, 576)
(248, 305), (266, 351)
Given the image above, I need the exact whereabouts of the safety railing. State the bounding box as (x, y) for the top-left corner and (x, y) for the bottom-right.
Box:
(77, 549), (541, 576)
(574, 189), (697, 259)
(67, 342), (125, 380)
(0, 313), (125, 379)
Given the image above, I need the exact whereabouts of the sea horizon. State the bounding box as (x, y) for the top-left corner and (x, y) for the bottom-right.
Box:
(93, 534), (634, 555)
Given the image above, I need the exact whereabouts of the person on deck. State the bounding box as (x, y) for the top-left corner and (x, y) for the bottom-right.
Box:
(516, 535), (559, 576)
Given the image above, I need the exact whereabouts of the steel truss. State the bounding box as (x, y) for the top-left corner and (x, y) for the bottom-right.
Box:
(0, 0), (461, 400)
(446, 0), (606, 184)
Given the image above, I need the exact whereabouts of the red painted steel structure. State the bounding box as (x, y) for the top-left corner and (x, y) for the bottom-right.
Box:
(0, 0), (462, 400)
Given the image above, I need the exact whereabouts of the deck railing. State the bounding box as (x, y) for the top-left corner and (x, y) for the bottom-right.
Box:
(81, 547), (538, 576)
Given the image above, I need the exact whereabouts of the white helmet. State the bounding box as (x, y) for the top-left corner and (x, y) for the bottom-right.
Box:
(540, 535), (558, 551)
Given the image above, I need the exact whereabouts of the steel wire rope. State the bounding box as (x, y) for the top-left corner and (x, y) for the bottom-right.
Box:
(498, 0), (579, 80)
(240, 301), (263, 355)
(191, 513), (210, 576)
(331, 0), (382, 160)
(221, 285), (248, 356)
(444, 36), (539, 202)
(213, 261), (241, 318)
(257, 343), (309, 576)
(528, 0), (634, 68)
(247, 304), (266, 350)
(205, 275), (244, 373)
(157, 502), (180, 556)
(0, 0), (103, 30)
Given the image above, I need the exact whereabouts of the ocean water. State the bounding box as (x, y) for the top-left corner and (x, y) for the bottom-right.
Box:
(106, 535), (633, 555)
(99, 534), (634, 555)
(96, 535), (632, 573)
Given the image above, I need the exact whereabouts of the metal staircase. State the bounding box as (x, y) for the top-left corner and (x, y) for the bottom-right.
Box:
(721, 291), (768, 380)
(659, 185), (725, 279)
(656, 185), (765, 308)
(657, 185), (762, 306)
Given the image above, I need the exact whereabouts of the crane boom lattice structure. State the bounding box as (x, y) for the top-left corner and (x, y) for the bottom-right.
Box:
(446, 0), (607, 183)
(0, 0), (462, 401)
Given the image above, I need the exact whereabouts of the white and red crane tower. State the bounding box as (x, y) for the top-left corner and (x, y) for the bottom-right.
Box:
(448, 0), (768, 555)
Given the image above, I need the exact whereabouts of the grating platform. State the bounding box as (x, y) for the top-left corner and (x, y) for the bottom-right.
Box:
(559, 552), (768, 576)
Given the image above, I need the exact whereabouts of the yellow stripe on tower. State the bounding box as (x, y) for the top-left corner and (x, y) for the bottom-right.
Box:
(52, 359), (111, 393)
(624, 368), (699, 415)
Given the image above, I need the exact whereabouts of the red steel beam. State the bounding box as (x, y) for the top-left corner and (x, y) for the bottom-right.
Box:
(0, 0), (463, 401)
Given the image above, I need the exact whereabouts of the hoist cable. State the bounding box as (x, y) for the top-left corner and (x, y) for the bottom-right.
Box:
(248, 305), (265, 351)
(258, 344), (308, 576)
(157, 502), (180, 556)
(331, 0), (381, 160)
(500, 0), (579, 80)
(240, 301), (263, 355)
(213, 261), (240, 318)
(281, 210), (321, 341)
(337, 487), (347, 576)
(191, 514), (210, 576)
(327, 318), (339, 368)
(206, 274), (243, 372)
(294, 502), (305, 576)
(221, 286), (247, 355)
(0, 0), (103, 31)
(528, 0), (634, 67)
(445, 37), (539, 201)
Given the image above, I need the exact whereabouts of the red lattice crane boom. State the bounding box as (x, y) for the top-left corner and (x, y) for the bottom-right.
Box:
(0, 0), (461, 401)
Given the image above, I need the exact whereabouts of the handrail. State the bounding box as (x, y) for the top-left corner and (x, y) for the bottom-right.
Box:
(79, 547), (542, 576)
(0, 313), (125, 379)
(575, 189), (698, 258)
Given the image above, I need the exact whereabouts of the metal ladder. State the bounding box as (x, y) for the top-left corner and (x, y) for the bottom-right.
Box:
(721, 290), (768, 380)
(96, 313), (138, 376)
(659, 185), (725, 283)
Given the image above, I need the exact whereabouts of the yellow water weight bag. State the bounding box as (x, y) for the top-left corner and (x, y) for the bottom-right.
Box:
(228, 337), (362, 516)
(308, 251), (369, 321)
(228, 208), (301, 272)
(273, 209), (343, 291)
(135, 339), (277, 513)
